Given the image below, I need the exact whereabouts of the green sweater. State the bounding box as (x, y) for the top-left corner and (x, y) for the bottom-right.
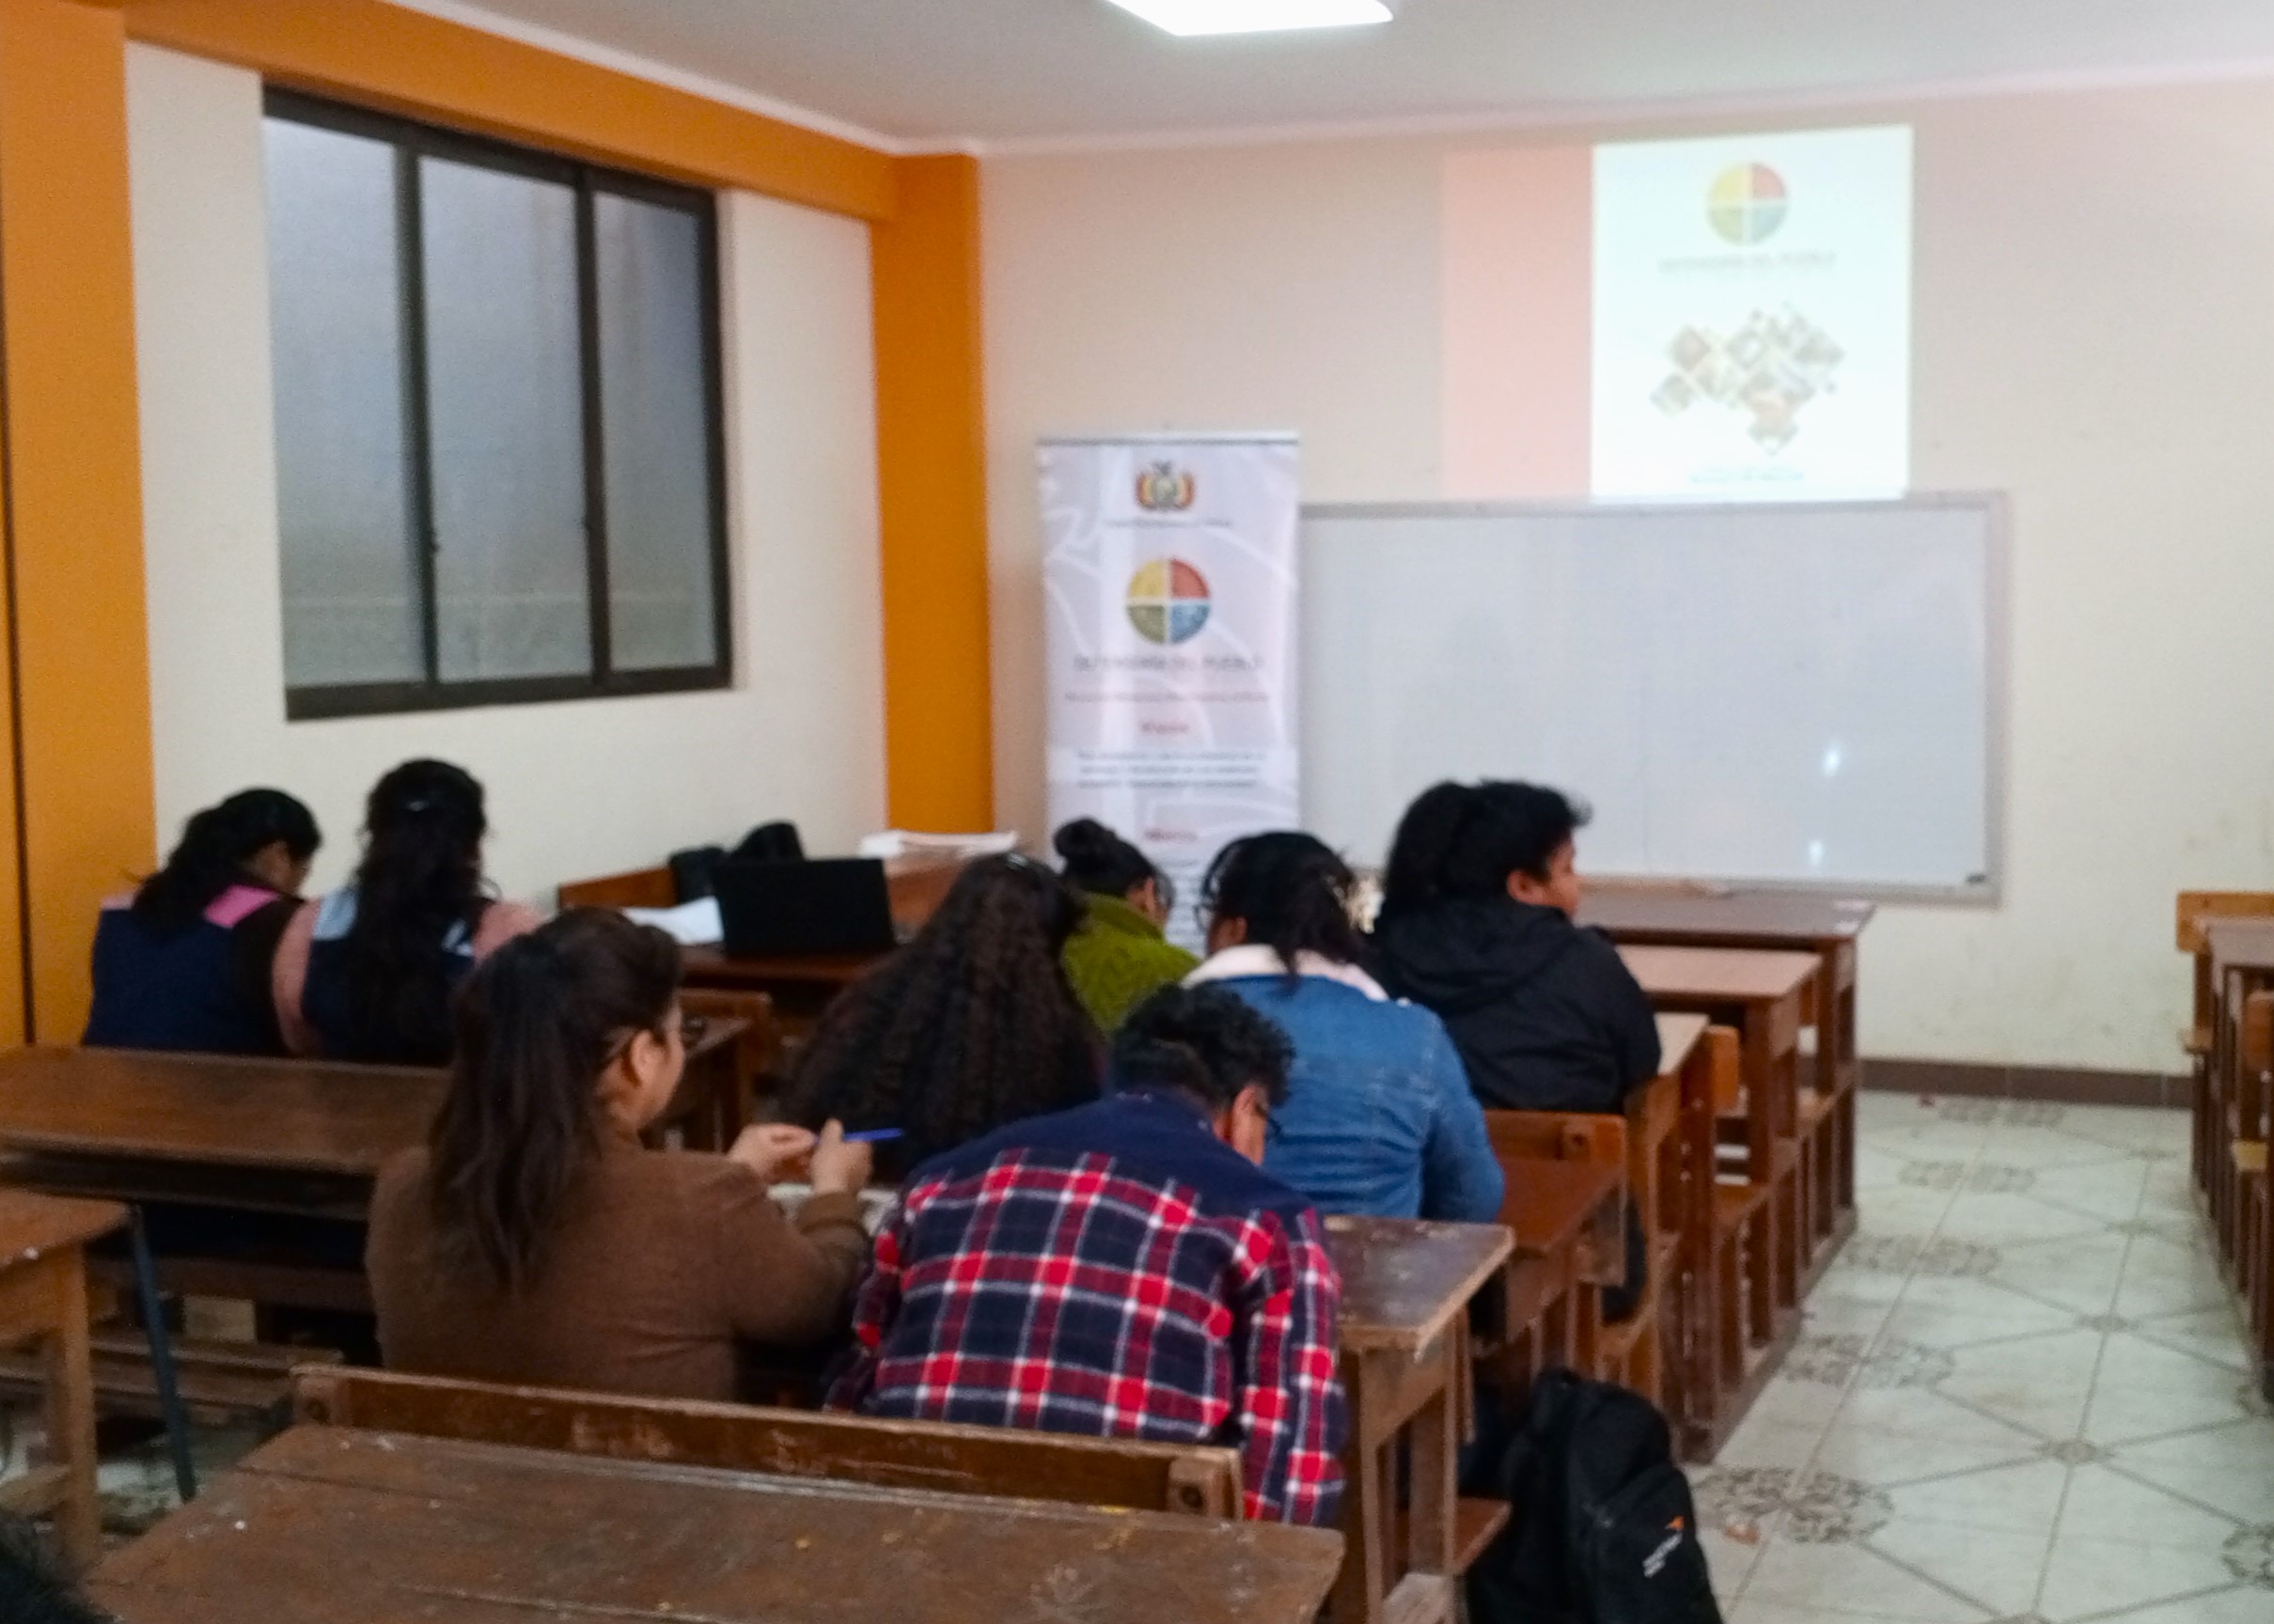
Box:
(1061, 894), (1200, 1035)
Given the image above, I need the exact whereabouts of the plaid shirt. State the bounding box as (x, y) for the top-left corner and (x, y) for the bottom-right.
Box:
(826, 1092), (1346, 1525)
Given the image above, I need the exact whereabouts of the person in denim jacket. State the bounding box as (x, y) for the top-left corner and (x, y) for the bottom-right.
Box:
(1185, 833), (1503, 1225)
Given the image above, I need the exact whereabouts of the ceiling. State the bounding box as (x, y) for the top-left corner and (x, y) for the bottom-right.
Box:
(421, 0), (2274, 148)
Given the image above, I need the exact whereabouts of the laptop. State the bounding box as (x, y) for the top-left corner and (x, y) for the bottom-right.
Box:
(713, 858), (899, 957)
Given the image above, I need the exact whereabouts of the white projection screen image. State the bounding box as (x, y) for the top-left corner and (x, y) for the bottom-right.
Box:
(1301, 497), (2002, 898)
(1592, 126), (1913, 502)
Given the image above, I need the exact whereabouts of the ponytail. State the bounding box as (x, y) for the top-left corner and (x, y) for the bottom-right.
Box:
(343, 759), (490, 1063)
(1200, 832), (1363, 987)
(1380, 779), (1590, 917)
(428, 908), (681, 1291)
(133, 789), (320, 937)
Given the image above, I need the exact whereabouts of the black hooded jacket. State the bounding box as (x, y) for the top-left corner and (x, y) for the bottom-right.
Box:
(1369, 895), (1661, 1114)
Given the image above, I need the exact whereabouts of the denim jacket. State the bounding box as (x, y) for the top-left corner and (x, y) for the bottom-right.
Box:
(1186, 948), (1504, 1225)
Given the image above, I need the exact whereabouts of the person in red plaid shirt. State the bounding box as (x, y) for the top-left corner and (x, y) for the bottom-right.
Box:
(827, 984), (1347, 1524)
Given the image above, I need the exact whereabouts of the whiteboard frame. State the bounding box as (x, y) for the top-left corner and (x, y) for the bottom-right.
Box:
(1297, 492), (2011, 906)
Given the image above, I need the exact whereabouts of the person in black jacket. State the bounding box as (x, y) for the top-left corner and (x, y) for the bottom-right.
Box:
(1371, 780), (1659, 1112)
(1371, 781), (1662, 1320)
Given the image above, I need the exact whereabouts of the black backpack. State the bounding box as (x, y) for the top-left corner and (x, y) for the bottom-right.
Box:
(1464, 1369), (1722, 1624)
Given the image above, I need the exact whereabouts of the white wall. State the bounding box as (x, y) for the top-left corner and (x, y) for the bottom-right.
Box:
(126, 44), (886, 907)
(983, 81), (2274, 1075)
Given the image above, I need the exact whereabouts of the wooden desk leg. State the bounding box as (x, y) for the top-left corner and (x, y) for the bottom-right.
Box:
(1332, 1351), (1389, 1624)
(39, 1249), (100, 1569)
(1408, 1336), (1458, 1597)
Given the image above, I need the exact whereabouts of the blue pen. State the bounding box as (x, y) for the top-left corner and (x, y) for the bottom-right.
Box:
(842, 1128), (904, 1145)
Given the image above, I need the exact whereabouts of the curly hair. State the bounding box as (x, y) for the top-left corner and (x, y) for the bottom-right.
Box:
(1112, 984), (1293, 1112)
(788, 855), (1101, 1168)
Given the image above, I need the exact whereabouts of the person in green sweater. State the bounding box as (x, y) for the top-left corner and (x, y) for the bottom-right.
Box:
(1054, 818), (1200, 1034)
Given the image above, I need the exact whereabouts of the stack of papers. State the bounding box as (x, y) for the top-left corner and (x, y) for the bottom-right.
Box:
(857, 830), (1021, 861)
(621, 897), (723, 946)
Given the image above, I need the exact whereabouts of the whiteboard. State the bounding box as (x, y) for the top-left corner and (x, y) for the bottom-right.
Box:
(1300, 497), (2003, 898)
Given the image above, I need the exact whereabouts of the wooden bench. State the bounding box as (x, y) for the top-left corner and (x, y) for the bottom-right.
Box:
(0, 1329), (341, 1431)
(91, 1428), (1345, 1624)
(2178, 892), (2274, 1201)
(1481, 1068), (1682, 1408)
(290, 1366), (1246, 1518)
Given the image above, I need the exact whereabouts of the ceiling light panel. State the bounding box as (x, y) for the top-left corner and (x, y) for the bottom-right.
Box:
(1100, 1), (1394, 39)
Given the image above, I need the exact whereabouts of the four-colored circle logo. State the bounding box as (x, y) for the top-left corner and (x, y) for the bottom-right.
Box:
(1708, 163), (1789, 245)
(1125, 557), (1212, 646)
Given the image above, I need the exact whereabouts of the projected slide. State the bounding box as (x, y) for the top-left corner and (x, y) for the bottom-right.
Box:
(1592, 127), (1913, 500)
(1442, 124), (1914, 504)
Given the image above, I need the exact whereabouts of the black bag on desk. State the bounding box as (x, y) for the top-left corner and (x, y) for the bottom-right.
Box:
(668, 845), (729, 901)
(1465, 1368), (1721, 1624)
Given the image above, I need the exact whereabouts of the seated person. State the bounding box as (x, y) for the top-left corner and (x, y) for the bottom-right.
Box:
(787, 854), (1100, 1171)
(274, 758), (541, 1064)
(367, 909), (872, 1402)
(829, 985), (1346, 1526)
(1371, 780), (1659, 1111)
(84, 788), (320, 1054)
(1186, 832), (1502, 1224)
(1053, 816), (1198, 1032)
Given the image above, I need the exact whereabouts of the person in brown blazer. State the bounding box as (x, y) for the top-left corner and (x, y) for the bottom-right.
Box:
(367, 908), (873, 1402)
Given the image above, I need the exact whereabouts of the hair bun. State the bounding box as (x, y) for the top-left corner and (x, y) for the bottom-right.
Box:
(1052, 819), (1115, 863)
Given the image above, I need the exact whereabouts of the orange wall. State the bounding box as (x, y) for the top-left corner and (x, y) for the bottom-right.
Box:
(873, 155), (996, 832)
(0, 0), (155, 1038)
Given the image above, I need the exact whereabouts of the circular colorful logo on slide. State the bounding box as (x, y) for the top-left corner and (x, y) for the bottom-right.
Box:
(1126, 557), (1212, 645)
(1708, 163), (1789, 245)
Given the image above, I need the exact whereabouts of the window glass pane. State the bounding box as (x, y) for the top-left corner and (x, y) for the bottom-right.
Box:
(264, 119), (423, 687)
(596, 193), (719, 672)
(419, 155), (590, 682)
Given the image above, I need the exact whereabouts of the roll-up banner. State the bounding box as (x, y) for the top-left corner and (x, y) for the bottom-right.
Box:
(1039, 434), (1301, 950)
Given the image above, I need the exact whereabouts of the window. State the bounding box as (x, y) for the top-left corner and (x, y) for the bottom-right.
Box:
(262, 92), (730, 718)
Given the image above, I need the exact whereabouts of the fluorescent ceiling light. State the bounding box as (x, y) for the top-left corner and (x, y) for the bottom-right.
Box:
(1100, 1), (1395, 39)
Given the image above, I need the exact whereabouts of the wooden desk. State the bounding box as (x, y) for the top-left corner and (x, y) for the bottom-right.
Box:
(1323, 1216), (1513, 1624)
(0, 1191), (126, 1568)
(90, 1427), (1345, 1624)
(0, 1028), (747, 1320)
(1585, 892), (1871, 1235)
(2204, 923), (2274, 1309)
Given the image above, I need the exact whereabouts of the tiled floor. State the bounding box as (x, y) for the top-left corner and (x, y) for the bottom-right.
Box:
(1692, 1093), (2274, 1624)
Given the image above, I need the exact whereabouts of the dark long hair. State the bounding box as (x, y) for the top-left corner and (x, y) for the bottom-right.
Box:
(790, 855), (1099, 1165)
(132, 789), (320, 937)
(1200, 833), (1362, 987)
(1379, 780), (1590, 918)
(341, 759), (491, 1063)
(428, 908), (681, 1292)
(1054, 818), (1170, 911)
(0, 1513), (110, 1624)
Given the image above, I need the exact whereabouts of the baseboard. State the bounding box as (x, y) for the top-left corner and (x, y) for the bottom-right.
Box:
(1860, 1057), (2189, 1110)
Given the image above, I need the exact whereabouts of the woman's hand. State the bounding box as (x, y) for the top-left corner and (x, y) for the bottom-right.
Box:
(807, 1120), (874, 1197)
(729, 1123), (817, 1183)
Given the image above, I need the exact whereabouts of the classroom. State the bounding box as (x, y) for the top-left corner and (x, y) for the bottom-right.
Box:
(0, 2), (2264, 1622)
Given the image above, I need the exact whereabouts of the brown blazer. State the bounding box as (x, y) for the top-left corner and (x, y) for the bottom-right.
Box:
(367, 1136), (870, 1403)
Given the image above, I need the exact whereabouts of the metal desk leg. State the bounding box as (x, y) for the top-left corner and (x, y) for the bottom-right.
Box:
(126, 1208), (196, 1502)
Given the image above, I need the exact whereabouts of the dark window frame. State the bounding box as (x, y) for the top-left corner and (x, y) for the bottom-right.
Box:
(265, 89), (734, 722)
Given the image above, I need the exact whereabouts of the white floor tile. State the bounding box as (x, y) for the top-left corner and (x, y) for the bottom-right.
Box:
(1863, 1518), (2052, 1617)
(1744, 1538), (1998, 1622)
(1878, 1457), (2070, 1539)
(2095, 1332), (2257, 1398)
(2054, 1462), (2250, 1552)
(2081, 1381), (2262, 1446)
(1880, 1275), (2094, 1350)
(2085, 1587), (2267, 1624)
(1938, 1192), (2110, 1246)
(2036, 1531), (2246, 1620)
(2127, 1305), (2253, 1373)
